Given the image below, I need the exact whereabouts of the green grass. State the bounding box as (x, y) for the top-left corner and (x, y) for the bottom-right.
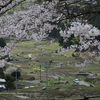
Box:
(18, 86), (42, 92)
(12, 47), (34, 54)
(18, 81), (36, 86)
(21, 68), (32, 73)
(55, 49), (75, 57)
(0, 94), (18, 99)
(15, 40), (37, 47)
(43, 44), (61, 52)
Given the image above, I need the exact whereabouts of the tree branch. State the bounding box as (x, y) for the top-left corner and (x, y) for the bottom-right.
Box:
(0, 0), (13, 8)
(0, 0), (25, 16)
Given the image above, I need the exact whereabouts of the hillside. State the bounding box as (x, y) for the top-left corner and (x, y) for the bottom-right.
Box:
(2, 38), (100, 100)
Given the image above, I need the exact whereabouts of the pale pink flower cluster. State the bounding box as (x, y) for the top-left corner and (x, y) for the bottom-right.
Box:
(60, 22), (100, 51)
(0, 0), (58, 40)
(0, 0), (59, 68)
(0, 59), (7, 68)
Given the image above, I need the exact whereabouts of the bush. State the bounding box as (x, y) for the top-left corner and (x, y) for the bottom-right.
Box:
(0, 38), (6, 47)
(5, 75), (16, 90)
(0, 68), (5, 78)
(11, 71), (21, 79)
(5, 82), (15, 90)
(72, 52), (80, 57)
(5, 75), (15, 82)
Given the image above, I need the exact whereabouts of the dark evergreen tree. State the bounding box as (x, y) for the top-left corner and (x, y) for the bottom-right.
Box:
(11, 70), (21, 79)
(0, 68), (5, 78)
(0, 38), (6, 47)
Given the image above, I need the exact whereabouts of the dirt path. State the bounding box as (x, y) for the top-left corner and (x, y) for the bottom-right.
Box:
(79, 80), (90, 87)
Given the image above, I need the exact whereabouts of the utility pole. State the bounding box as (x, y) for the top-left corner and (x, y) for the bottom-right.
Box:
(40, 65), (41, 81)
(15, 70), (18, 94)
(45, 61), (49, 86)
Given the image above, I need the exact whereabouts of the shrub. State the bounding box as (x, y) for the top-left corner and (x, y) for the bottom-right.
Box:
(0, 38), (6, 47)
(5, 75), (16, 90)
(11, 71), (21, 79)
(0, 68), (5, 78)
(72, 52), (80, 57)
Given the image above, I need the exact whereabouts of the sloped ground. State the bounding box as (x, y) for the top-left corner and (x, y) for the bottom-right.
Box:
(3, 39), (100, 99)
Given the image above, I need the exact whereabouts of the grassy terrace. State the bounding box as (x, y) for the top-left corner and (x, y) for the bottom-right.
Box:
(3, 39), (100, 99)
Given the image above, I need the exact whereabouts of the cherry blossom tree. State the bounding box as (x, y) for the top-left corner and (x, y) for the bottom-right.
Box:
(0, 0), (100, 67)
(60, 21), (100, 51)
(0, 0), (59, 67)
